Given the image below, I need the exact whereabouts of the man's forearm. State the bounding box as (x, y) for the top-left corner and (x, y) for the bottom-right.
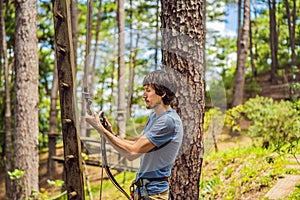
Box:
(97, 127), (141, 161)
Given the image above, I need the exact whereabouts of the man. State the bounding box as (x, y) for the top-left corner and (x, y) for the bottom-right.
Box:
(86, 70), (183, 199)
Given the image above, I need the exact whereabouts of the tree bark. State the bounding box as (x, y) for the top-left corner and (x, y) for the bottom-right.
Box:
(232, 0), (250, 107)
(117, 0), (126, 138)
(47, 61), (59, 177)
(249, 13), (257, 77)
(127, 0), (134, 118)
(80, 0), (94, 137)
(71, 0), (78, 71)
(91, 0), (103, 93)
(161, 1), (205, 199)
(13, 0), (39, 198)
(268, 0), (278, 82)
(284, 0), (296, 65)
(154, 0), (159, 70)
(53, 0), (85, 198)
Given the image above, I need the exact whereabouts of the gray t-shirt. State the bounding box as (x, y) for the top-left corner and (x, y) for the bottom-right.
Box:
(136, 109), (183, 195)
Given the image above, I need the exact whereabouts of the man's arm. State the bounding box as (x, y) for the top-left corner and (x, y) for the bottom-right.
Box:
(86, 111), (155, 161)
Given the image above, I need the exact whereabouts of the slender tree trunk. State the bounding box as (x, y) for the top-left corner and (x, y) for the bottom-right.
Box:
(284, 0), (296, 65)
(110, 59), (115, 115)
(268, 0), (278, 82)
(237, 0), (242, 57)
(1, 0), (12, 197)
(91, 0), (103, 93)
(71, 0), (78, 72)
(232, 0), (250, 107)
(154, 0), (159, 70)
(249, 15), (257, 77)
(117, 0), (126, 138)
(127, 0), (134, 118)
(13, 0), (39, 198)
(127, 0), (140, 118)
(161, 1), (205, 199)
(81, 0), (94, 137)
(47, 61), (59, 177)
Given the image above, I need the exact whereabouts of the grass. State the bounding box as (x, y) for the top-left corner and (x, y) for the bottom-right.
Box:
(38, 143), (299, 200)
(199, 145), (300, 199)
(91, 144), (300, 200)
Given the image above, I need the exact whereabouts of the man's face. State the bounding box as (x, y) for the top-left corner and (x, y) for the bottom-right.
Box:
(143, 85), (163, 109)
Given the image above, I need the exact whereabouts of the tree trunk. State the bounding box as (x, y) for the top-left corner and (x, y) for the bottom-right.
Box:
(232, 0), (250, 107)
(268, 0), (278, 82)
(127, 0), (140, 118)
(53, 0), (85, 198)
(1, 0), (12, 197)
(154, 0), (159, 70)
(161, 1), (205, 199)
(47, 61), (59, 177)
(91, 0), (103, 93)
(237, 0), (242, 57)
(249, 14), (257, 77)
(284, 0), (296, 66)
(127, 0), (134, 118)
(71, 0), (78, 72)
(80, 0), (94, 137)
(117, 0), (126, 138)
(13, 0), (39, 198)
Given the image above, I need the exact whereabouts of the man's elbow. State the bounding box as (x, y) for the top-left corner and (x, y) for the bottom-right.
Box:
(126, 153), (141, 161)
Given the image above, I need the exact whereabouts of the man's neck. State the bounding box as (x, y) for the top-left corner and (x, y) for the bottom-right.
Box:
(153, 104), (172, 116)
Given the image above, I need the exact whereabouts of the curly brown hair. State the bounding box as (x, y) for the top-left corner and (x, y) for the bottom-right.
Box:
(143, 70), (176, 105)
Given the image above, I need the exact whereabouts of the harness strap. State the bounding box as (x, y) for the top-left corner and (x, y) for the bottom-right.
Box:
(130, 177), (169, 200)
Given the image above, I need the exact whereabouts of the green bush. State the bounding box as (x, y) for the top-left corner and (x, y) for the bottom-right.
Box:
(225, 96), (300, 156)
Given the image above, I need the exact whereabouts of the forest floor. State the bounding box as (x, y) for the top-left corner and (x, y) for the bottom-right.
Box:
(0, 132), (299, 199)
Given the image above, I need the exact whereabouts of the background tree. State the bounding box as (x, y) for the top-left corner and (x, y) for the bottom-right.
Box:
(1, 0), (12, 197)
(268, 0), (278, 82)
(13, 0), (39, 198)
(161, 1), (206, 199)
(284, 0), (296, 66)
(232, 0), (251, 106)
(47, 61), (58, 177)
(117, 0), (126, 138)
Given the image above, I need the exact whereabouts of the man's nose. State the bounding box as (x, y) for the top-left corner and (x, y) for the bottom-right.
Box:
(143, 92), (147, 99)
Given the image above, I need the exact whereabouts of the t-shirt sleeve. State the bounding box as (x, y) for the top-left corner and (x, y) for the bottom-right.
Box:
(145, 116), (175, 147)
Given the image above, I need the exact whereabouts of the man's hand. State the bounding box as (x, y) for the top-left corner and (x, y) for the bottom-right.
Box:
(102, 117), (113, 133)
(85, 110), (104, 132)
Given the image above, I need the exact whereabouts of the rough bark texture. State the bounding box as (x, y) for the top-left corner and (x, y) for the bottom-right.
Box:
(232, 0), (250, 107)
(161, 1), (205, 199)
(13, 0), (39, 198)
(117, 0), (126, 138)
(53, 0), (85, 198)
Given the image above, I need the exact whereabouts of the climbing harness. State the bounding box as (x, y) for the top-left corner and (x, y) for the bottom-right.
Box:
(129, 177), (170, 200)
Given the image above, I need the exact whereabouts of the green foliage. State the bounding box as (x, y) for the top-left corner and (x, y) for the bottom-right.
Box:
(244, 78), (262, 97)
(200, 146), (293, 199)
(287, 183), (300, 200)
(47, 179), (64, 187)
(243, 96), (300, 153)
(224, 105), (243, 133)
(204, 107), (224, 132)
(8, 169), (25, 180)
(225, 96), (300, 157)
